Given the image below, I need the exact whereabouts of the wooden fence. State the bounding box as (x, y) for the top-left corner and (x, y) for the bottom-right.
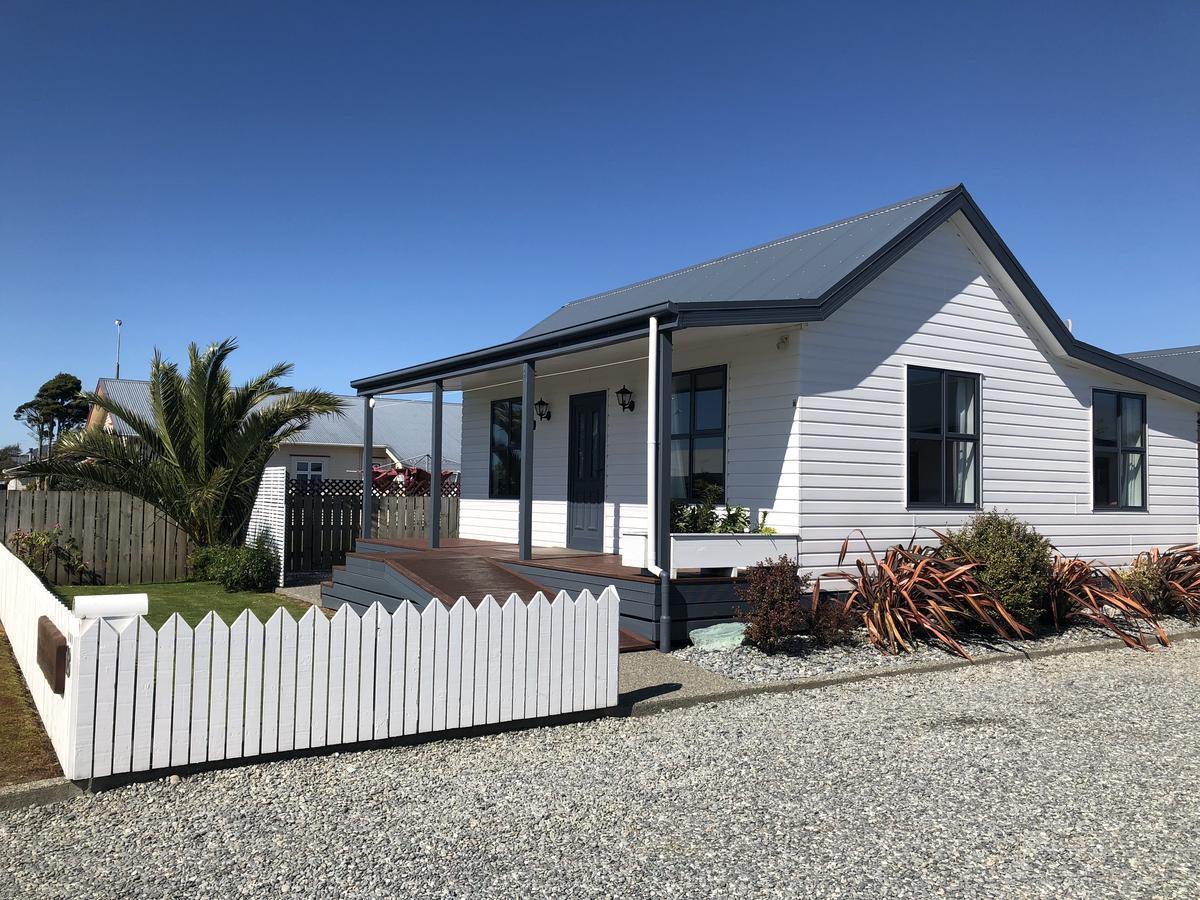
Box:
(0, 491), (191, 585)
(284, 485), (459, 572)
(0, 534), (620, 780)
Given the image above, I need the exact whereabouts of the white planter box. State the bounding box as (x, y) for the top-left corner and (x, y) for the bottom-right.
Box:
(619, 532), (799, 576)
(669, 533), (799, 577)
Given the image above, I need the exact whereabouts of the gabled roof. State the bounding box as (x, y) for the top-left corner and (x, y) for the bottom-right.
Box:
(352, 184), (1200, 406)
(92, 378), (464, 469)
(520, 187), (956, 339)
(1125, 346), (1200, 387)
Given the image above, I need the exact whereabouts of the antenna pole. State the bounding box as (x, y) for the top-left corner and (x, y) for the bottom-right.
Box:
(115, 319), (123, 378)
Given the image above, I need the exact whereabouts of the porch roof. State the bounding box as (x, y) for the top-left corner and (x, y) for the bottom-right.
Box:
(351, 185), (1200, 405)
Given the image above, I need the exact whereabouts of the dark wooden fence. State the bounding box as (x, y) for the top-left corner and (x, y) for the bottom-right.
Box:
(0, 490), (192, 585)
(284, 480), (459, 573)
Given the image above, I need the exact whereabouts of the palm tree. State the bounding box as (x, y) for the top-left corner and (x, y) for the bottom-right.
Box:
(19, 339), (344, 546)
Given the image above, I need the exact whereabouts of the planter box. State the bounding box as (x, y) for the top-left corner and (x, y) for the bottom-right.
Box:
(620, 531), (799, 576)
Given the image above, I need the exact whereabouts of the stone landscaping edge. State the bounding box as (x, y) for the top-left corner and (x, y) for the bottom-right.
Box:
(617, 627), (1200, 717)
(3, 629), (1197, 811)
(0, 776), (81, 812)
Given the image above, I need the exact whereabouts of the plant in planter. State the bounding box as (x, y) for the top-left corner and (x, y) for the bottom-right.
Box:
(670, 485), (761, 535)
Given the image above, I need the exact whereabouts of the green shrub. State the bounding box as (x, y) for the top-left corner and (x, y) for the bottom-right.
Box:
(189, 536), (279, 593)
(1122, 554), (1169, 612)
(7, 526), (90, 583)
(939, 511), (1053, 629)
(188, 544), (229, 582)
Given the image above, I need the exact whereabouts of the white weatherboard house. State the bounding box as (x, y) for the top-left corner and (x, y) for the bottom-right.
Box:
(338, 185), (1200, 650)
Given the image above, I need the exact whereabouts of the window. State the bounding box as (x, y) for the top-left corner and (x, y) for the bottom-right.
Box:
(1093, 390), (1146, 510)
(670, 367), (726, 502)
(907, 366), (980, 508)
(489, 398), (522, 499)
(294, 459), (324, 484)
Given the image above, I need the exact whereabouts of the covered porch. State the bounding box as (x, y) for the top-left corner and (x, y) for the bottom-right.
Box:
(343, 315), (802, 649)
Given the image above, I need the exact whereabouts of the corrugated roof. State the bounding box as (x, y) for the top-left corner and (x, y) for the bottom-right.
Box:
(1125, 345), (1200, 386)
(519, 187), (956, 339)
(93, 378), (463, 469)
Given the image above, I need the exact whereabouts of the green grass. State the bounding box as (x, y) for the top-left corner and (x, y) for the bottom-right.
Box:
(0, 626), (63, 786)
(56, 581), (314, 629)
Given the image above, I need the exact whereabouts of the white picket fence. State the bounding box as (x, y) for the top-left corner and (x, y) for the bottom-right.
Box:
(0, 543), (621, 781)
(0, 542), (83, 773)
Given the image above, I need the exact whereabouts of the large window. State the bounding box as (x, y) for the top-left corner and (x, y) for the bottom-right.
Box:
(907, 366), (980, 508)
(670, 367), (726, 502)
(489, 398), (522, 499)
(1093, 390), (1146, 510)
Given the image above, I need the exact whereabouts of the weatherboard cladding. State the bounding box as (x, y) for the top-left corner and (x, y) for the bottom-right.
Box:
(94, 378), (463, 468)
(518, 188), (954, 339)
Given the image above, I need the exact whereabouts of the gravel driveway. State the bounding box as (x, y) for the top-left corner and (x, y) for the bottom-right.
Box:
(3, 644), (1198, 898)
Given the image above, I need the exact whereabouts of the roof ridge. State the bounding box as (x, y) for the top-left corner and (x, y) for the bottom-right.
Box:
(1126, 345), (1200, 359)
(556, 186), (957, 311)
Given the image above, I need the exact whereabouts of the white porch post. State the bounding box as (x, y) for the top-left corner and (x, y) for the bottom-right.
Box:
(519, 360), (535, 560)
(429, 380), (443, 549)
(361, 395), (374, 540)
(646, 317), (659, 572)
(656, 329), (673, 651)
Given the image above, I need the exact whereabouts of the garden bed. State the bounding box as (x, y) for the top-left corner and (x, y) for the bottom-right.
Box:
(674, 617), (1197, 685)
(56, 581), (313, 629)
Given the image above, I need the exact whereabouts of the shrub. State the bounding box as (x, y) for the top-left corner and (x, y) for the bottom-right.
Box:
(190, 536), (279, 593)
(8, 527), (89, 582)
(937, 512), (1053, 630)
(736, 557), (814, 652)
(821, 531), (1029, 659)
(670, 485), (757, 535)
(1047, 555), (1168, 650)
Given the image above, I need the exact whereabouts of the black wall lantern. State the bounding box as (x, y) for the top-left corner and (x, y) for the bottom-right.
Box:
(534, 397), (551, 421)
(616, 385), (635, 412)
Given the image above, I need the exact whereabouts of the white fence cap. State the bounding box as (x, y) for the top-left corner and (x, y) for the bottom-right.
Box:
(73, 593), (150, 619)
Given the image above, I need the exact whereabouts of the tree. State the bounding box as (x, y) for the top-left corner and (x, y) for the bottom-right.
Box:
(0, 443), (22, 471)
(17, 339), (344, 546)
(13, 372), (88, 459)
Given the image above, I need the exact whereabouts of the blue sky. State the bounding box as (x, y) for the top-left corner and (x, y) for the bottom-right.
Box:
(2, 1), (1197, 448)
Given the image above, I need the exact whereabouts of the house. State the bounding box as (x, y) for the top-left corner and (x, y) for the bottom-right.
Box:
(330, 184), (1200, 649)
(85, 378), (463, 482)
(1126, 346), (1200, 385)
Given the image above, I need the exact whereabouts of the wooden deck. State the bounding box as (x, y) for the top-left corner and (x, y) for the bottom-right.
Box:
(343, 537), (656, 652)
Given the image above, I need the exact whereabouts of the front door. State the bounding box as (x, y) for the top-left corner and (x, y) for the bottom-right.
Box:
(567, 391), (606, 551)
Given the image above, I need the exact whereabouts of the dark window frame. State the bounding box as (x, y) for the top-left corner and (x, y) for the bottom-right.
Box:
(1092, 389), (1148, 512)
(670, 365), (727, 503)
(906, 365), (982, 510)
(488, 397), (522, 500)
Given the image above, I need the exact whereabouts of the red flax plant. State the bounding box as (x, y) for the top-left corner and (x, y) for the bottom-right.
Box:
(1134, 544), (1200, 623)
(819, 531), (1029, 659)
(1047, 555), (1169, 651)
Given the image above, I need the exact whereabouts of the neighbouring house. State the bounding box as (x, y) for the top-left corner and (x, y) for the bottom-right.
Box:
(85, 378), (463, 482)
(329, 184), (1200, 649)
(1126, 345), (1200, 385)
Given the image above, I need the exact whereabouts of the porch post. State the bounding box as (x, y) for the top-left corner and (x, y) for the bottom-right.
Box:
(519, 360), (535, 560)
(429, 380), (443, 549)
(656, 330), (673, 651)
(361, 395), (374, 540)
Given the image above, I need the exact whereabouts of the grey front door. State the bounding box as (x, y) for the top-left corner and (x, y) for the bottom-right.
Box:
(567, 391), (606, 551)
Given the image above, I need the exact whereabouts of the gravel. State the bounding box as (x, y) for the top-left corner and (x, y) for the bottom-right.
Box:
(3, 644), (1199, 898)
(673, 618), (1198, 684)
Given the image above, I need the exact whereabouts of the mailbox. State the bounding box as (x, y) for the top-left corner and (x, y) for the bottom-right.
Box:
(36, 617), (69, 695)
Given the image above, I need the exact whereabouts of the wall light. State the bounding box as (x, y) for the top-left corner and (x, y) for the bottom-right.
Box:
(534, 398), (552, 421)
(616, 385), (635, 412)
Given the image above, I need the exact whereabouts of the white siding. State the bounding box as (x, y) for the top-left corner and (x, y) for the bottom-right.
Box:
(795, 221), (1199, 573)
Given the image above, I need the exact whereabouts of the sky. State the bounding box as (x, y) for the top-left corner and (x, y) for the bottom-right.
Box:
(1, 1), (1198, 448)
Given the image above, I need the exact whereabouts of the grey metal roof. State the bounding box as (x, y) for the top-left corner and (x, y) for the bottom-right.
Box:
(519, 187), (956, 339)
(1125, 346), (1200, 386)
(93, 378), (463, 469)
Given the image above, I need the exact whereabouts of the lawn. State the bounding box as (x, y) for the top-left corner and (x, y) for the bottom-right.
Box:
(56, 581), (314, 629)
(0, 626), (63, 787)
